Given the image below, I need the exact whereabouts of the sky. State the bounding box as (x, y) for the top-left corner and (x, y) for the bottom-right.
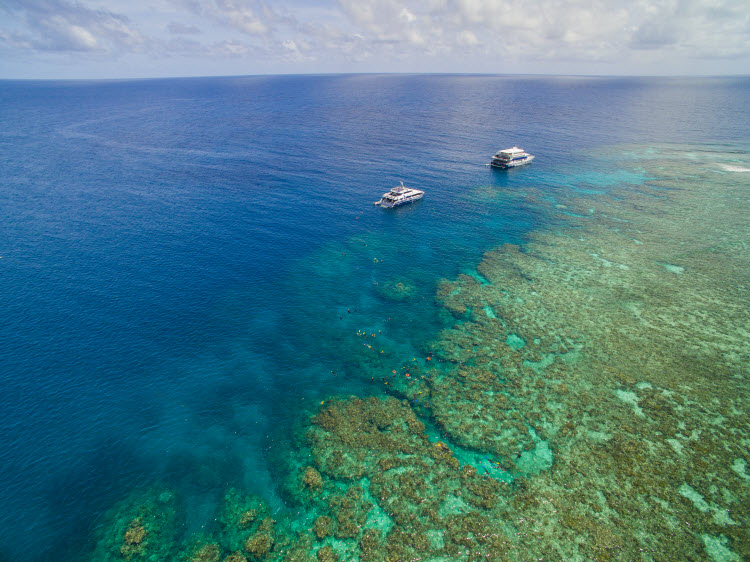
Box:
(1, 0), (749, 79)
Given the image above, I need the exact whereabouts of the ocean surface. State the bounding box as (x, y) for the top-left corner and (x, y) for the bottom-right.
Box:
(1, 74), (749, 561)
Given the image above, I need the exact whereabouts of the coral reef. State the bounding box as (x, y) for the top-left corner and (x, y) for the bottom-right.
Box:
(89, 487), (181, 561)
(88, 144), (750, 561)
(215, 490), (283, 559)
(285, 144), (750, 560)
(423, 144), (750, 559)
(224, 553), (248, 562)
(315, 545), (337, 562)
(375, 278), (418, 302)
(299, 395), (514, 559)
(120, 518), (146, 560)
(187, 542), (222, 562)
(245, 531), (273, 558)
(312, 516), (332, 540)
(302, 467), (323, 489)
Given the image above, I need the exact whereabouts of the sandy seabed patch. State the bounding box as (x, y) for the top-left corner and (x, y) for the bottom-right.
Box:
(719, 163), (750, 172)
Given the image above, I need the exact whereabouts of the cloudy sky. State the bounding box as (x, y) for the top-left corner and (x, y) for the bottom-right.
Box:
(1, 0), (748, 78)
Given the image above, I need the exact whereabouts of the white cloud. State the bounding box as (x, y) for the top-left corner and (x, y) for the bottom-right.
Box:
(457, 30), (478, 46)
(1, 0), (748, 77)
(399, 7), (416, 23)
(0, 0), (147, 53)
(212, 0), (269, 35)
(212, 39), (251, 55)
(67, 24), (99, 49)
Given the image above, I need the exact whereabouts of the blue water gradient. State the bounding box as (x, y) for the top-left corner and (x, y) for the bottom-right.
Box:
(1, 74), (749, 560)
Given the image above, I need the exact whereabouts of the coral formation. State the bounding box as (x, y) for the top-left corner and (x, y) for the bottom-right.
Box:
(315, 545), (337, 562)
(216, 489), (272, 554)
(245, 532), (273, 558)
(375, 278), (418, 302)
(188, 542), (221, 562)
(312, 516), (331, 540)
(224, 553), (248, 562)
(120, 518), (146, 560)
(302, 467), (323, 489)
(299, 395), (514, 559)
(90, 487), (180, 561)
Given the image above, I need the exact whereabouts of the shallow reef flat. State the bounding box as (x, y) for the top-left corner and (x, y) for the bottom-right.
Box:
(89, 144), (749, 561)
(428, 143), (750, 560)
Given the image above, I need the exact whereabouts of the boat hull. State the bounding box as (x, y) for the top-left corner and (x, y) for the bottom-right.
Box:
(490, 156), (534, 169)
(377, 193), (424, 208)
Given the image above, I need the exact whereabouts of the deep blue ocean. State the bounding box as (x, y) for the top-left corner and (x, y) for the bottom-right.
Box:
(1, 74), (749, 560)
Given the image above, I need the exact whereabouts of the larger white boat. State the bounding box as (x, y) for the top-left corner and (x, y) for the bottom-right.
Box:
(490, 147), (534, 169)
(374, 182), (424, 207)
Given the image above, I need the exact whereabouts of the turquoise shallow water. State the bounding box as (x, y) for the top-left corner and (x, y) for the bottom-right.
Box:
(0, 75), (749, 560)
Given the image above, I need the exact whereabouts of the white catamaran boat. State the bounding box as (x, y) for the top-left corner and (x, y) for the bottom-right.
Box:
(374, 182), (424, 208)
(490, 147), (534, 169)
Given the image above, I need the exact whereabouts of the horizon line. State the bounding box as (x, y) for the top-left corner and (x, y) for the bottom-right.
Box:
(2, 71), (750, 83)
